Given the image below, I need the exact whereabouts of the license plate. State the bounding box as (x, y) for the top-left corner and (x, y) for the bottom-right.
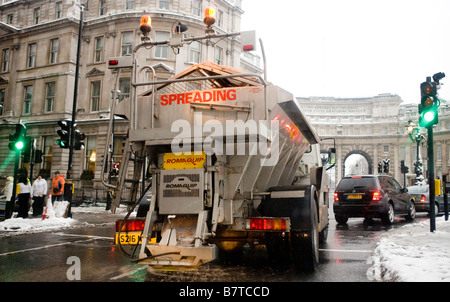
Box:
(347, 194), (362, 199)
(115, 232), (157, 245)
(115, 232), (142, 245)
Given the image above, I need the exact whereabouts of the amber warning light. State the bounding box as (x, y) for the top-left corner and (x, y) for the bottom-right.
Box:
(140, 15), (152, 36)
(204, 7), (216, 27)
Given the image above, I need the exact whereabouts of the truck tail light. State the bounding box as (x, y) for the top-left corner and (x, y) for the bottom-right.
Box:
(247, 218), (287, 231)
(420, 195), (426, 203)
(116, 219), (145, 232)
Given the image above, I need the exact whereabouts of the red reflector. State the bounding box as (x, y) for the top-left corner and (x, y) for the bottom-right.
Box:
(108, 59), (119, 66)
(249, 218), (286, 231)
(243, 44), (254, 51)
(116, 219), (145, 232)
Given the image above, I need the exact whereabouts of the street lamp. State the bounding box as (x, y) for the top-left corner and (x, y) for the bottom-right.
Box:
(406, 120), (426, 185)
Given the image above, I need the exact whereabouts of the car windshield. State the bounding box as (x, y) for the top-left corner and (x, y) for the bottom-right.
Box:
(336, 177), (377, 190)
(407, 186), (428, 194)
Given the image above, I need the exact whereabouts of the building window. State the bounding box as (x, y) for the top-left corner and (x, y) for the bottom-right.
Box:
(27, 43), (36, 68)
(154, 32), (169, 58)
(99, 0), (107, 15)
(90, 81), (101, 112)
(7, 14), (13, 24)
(49, 38), (59, 64)
(0, 88), (5, 115)
(56, 2), (62, 18)
(192, 0), (202, 16)
(23, 85), (33, 114)
(189, 41), (201, 63)
(42, 136), (53, 172)
(217, 10), (224, 28)
(125, 0), (134, 10)
(437, 144), (442, 161)
(119, 78), (131, 99)
(94, 36), (104, 62)
(1, 48), (9, 72)
(45, 82), (55, 112)
(34, 7), (40, 24)
(85, 136), (97, 174)
(159, 0), (170, 9)
(121, 32), (133, 56)
(215, 46), (223, 65)
(384, 145), (389, 153)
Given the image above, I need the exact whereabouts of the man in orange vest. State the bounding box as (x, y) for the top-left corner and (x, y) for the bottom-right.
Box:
(51, 171), (65, 203)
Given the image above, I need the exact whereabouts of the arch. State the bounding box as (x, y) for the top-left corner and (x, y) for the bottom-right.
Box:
(342, 150), (373, 177)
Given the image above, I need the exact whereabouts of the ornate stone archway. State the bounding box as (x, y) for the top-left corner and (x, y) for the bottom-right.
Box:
(343, 150), (373, 177)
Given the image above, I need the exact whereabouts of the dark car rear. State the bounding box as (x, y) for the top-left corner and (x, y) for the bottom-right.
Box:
(333, 175), (415, 225)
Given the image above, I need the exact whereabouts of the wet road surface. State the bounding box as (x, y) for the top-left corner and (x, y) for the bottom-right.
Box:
(0, 206), (432, 282)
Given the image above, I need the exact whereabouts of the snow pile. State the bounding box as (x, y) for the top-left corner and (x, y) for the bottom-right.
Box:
(0, 216), (76, 233)
(367, 217), (450, 282)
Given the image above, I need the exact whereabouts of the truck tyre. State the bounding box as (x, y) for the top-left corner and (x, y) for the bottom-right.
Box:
(291, 198), (319, 273)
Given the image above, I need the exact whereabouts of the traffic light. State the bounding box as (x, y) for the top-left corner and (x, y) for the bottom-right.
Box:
(56, 120), (71, 148)
(74, 129), (86, 150)
(419, 80), (438, 127)
(8, 123), (26, 152)
(111, 163), (119, 177)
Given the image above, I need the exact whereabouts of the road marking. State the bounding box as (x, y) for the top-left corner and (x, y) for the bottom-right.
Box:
(110, 266), (148, 280)
(0, 239), (95, 257)
(319, 248), (373, 253)
(53, 232), (114, 240)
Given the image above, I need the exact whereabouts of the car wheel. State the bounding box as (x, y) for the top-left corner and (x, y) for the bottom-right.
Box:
(405, 201), (416, 221)
(381, 203), (395, 225)
(335, 215), (348, 224)
(428, 203), (439, 216)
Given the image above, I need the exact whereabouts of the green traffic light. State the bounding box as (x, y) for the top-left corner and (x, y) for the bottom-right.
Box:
(15, 140), (24, 150)
(424, 111), (435, 122)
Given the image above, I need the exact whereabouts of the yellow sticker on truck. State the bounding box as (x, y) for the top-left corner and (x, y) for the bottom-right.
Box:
(163, 152), (206, 170)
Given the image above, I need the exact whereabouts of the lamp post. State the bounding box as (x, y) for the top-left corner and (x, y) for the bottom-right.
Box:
(66, 1), (88, 218)
(406, 120), (426, 185)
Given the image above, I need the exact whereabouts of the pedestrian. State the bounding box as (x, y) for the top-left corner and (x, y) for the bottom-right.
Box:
(51, 171), (65, 204)
(17, 175), (32, 218)
(31, 174), (47, 217)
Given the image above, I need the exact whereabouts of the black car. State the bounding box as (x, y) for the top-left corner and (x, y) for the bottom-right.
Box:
(333, 175), (416, 225)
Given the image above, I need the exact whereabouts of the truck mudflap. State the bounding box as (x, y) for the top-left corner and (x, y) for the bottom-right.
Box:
(261, 185), (320, 272)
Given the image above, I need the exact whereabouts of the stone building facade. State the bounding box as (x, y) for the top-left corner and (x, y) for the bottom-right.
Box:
(297, 94), (450, 188)
(0, 0), (261, 194)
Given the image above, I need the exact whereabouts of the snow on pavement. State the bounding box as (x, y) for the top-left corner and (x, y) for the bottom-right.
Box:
(367, 216), (450, 282)
(0, 204), (129, 236)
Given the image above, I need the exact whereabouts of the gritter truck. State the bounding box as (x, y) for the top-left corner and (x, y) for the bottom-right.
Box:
(105, 42), (334, 273)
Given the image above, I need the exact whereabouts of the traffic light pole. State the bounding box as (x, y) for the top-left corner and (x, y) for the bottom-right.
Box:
(427, 125), (436, 232)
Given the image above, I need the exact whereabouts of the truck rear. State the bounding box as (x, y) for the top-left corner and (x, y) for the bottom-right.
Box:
(108, 59), (332, 272)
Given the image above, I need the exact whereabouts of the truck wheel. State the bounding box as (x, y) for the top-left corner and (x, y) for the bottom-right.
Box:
(266, 232), (291, 270)
(291, 199), (319, 273)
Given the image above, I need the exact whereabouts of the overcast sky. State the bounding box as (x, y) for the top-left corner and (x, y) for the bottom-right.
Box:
(240, 0), (450, 104)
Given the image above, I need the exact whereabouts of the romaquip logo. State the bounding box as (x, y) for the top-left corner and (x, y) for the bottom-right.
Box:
(170, 112), (280, 166)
